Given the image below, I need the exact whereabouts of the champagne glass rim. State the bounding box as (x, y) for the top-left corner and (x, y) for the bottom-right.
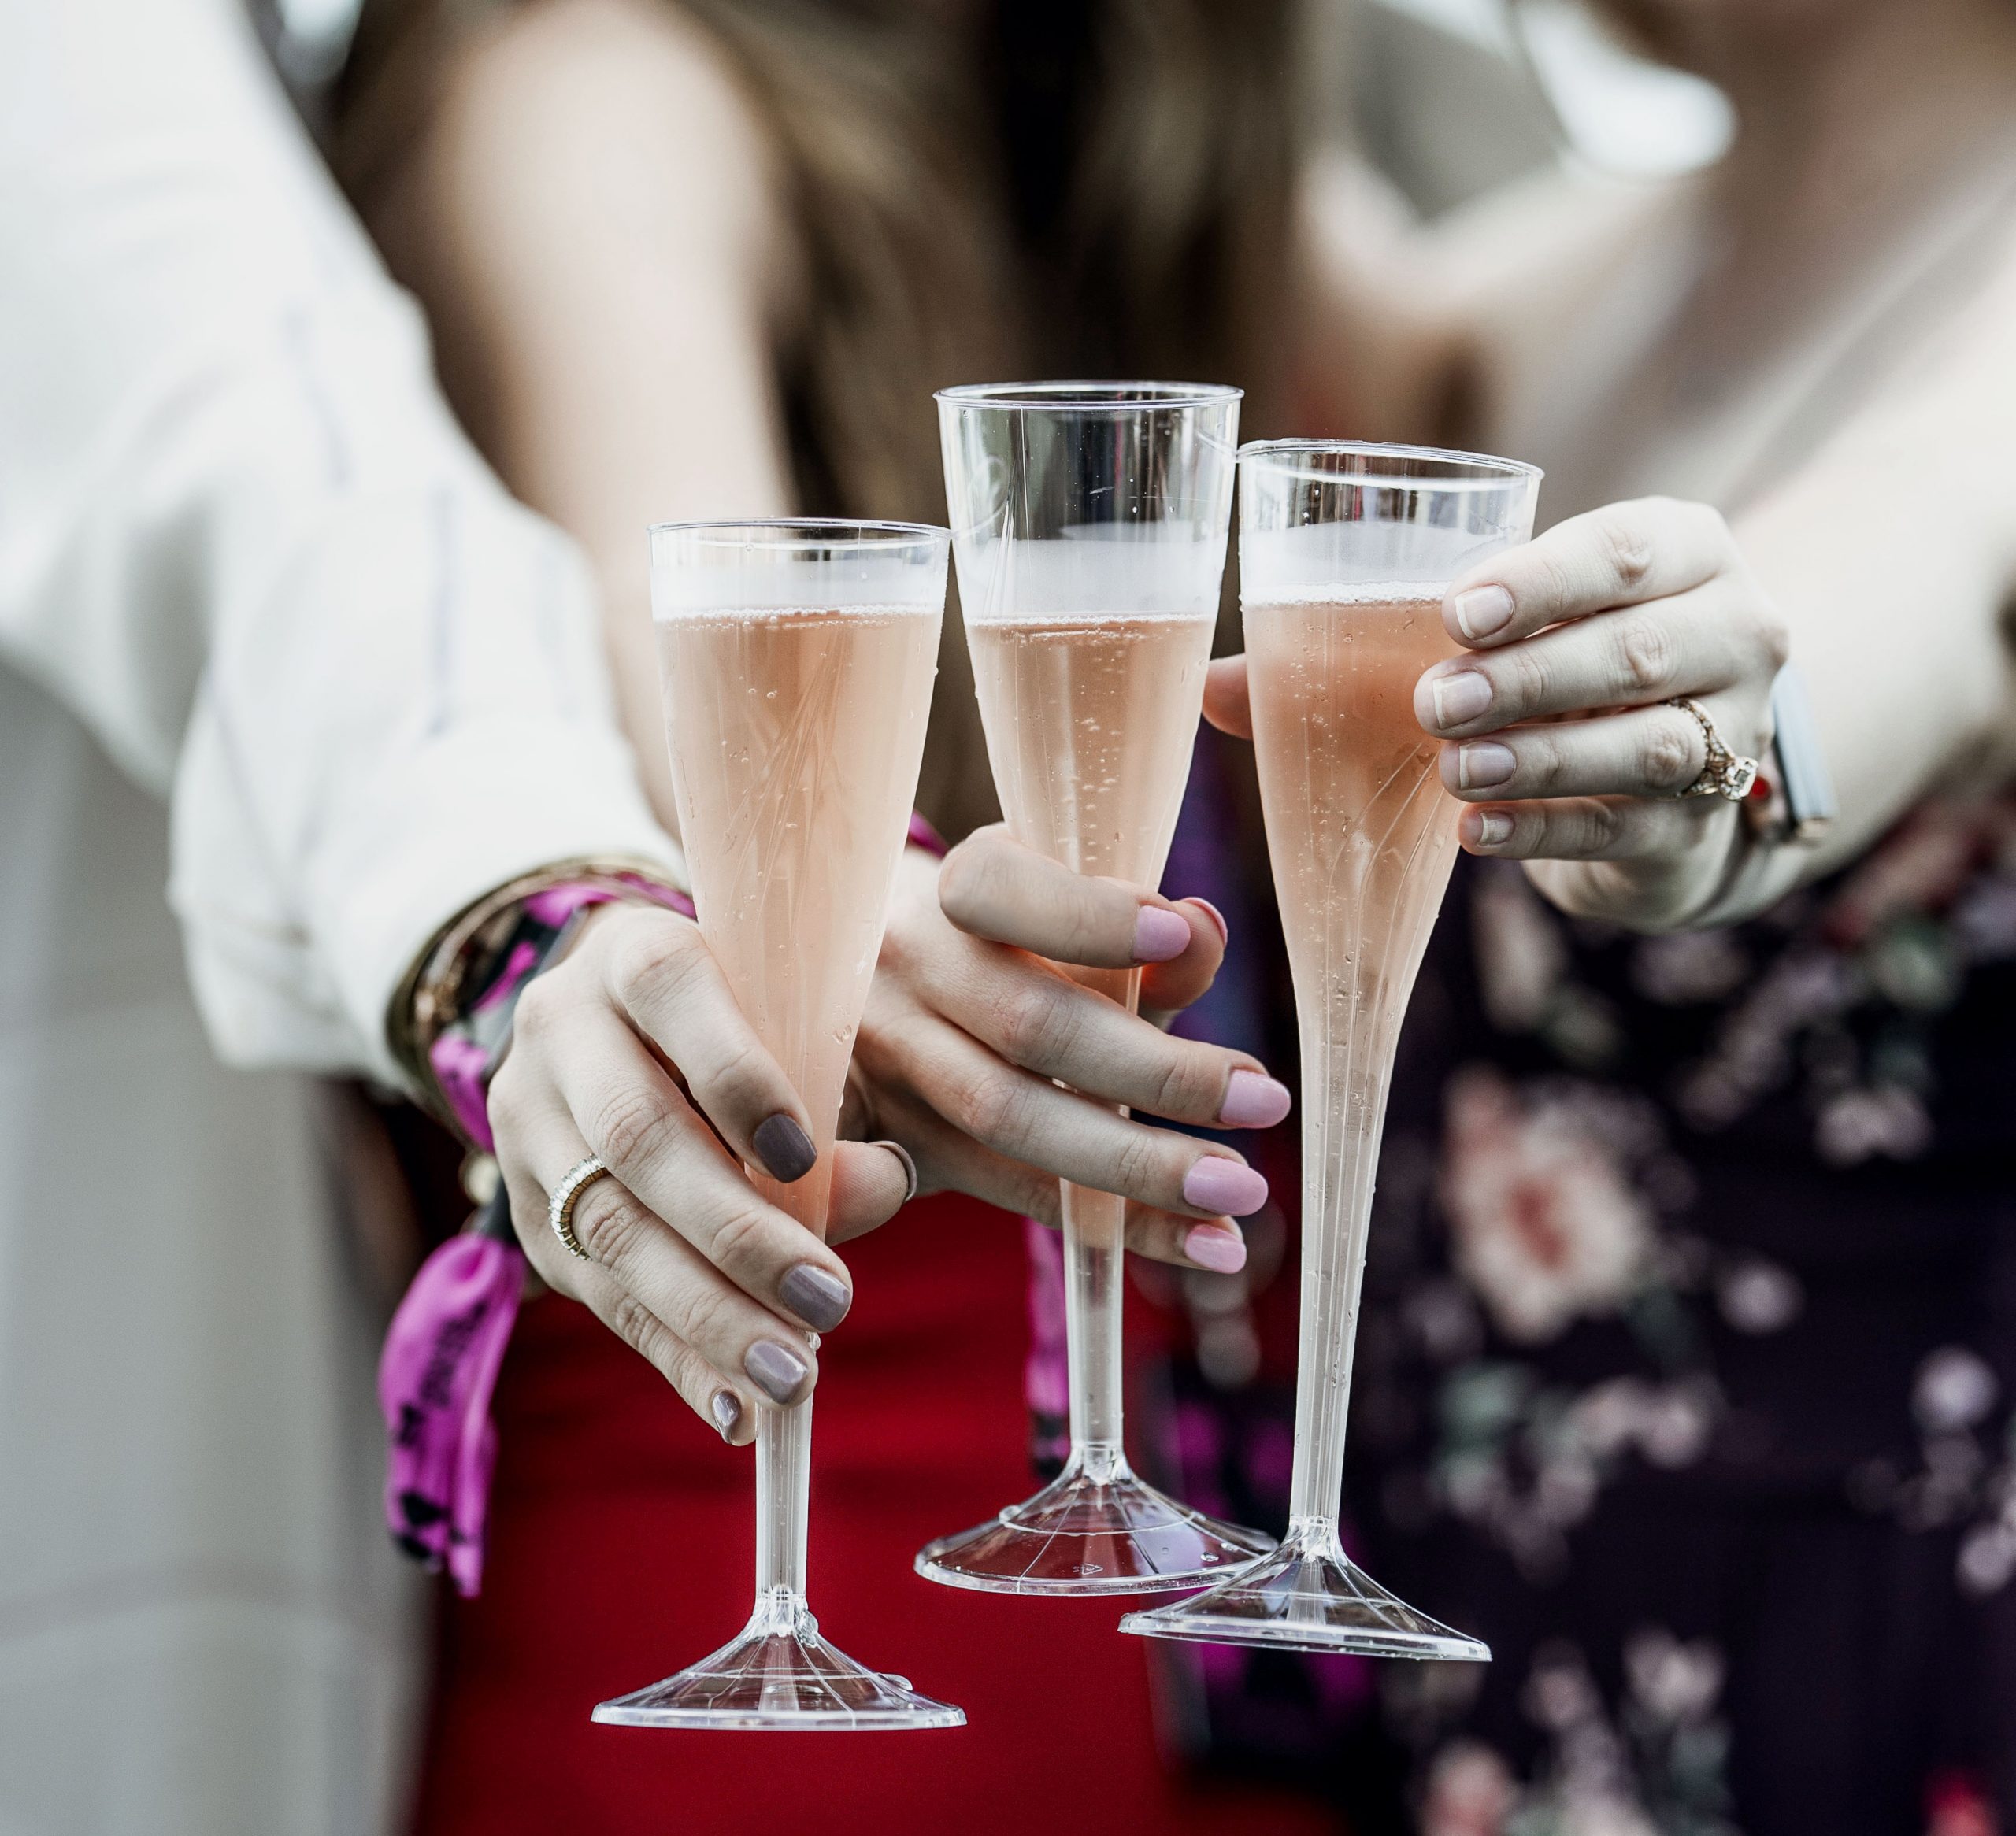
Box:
(936, 379), (1243, 410)
(1239, 439), (1543, 489)
(647, 516), (949, 549)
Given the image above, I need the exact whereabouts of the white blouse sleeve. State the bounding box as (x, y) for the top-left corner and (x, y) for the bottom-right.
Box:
(0, 0), (681, 1083)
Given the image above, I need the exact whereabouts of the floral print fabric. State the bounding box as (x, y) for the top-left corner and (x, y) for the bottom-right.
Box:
(1332, 801), (2016, 1834)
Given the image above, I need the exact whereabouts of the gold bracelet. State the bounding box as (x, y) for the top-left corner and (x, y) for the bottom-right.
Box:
(386, 853), (691, 1109)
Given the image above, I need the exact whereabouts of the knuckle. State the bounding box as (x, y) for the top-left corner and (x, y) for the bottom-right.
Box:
(1108, 1129), (1164, 1202)
(571, 1180), (650, 1265)
(958, 1070), (1030, 1147)
(1504, 643), (1553, 712)
(672, 1279), (738, 1354)
(706, 1034), (777, 1115)
(703, 1201), (774, 1278)
(1147, 1051), (1206, 1120)
(484, 1055), (530, 1131)
(1597, 507), (1656, 591)
(1614, 614), (1678, 696)
(1642, 716), (1699, 791)
(1577, 801), (1625, 854)
(1527, 729), (1571, 793)
(994, 980), (1077, 1066)
(606, 1290), (669, 1364)
(591, 1081), (680, 1171)
(610, 914), (703, 1007)
(510, 972), (561, 1042)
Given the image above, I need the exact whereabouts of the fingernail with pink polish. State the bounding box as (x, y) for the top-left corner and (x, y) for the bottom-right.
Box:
(1451, 585), (1514, 640)
(1184, 1225), (1248, 1275)
(1186, 898), (1229, 946)
(1132, 905), (1191, 964)
(1182, 1156), (1269, 1216)
(1429, 669), (1492, 731)
(1219, 1069), (1292, 1128)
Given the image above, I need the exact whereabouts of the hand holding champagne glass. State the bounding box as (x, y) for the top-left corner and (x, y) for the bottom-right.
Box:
(593, 520), (962, 1729)
(1124, 442), (1540, 1656)
(916, 383), (1278, 1595)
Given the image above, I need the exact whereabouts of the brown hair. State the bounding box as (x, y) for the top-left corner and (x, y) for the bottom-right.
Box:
(335, 0), (1306, 835)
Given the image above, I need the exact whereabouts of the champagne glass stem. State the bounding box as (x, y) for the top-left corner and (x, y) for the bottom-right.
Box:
(1286, 1030), (1395, 1534)
(753, 1399), (813, 1627)
(1061, 963), (1140, 1479)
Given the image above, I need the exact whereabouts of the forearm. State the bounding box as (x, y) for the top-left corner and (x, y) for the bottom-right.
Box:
(1737, 391), (2016, 890)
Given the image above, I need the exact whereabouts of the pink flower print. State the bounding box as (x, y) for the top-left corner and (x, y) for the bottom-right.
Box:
(1441, 1068), (1655, 1345)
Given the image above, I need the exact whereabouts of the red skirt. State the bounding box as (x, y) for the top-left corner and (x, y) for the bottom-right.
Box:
(410, 1194), (1332, 1835)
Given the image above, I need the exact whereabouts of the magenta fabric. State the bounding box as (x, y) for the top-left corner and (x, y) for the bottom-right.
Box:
(381, 873), (694, 1594)
(380, 1228), (524, 1594)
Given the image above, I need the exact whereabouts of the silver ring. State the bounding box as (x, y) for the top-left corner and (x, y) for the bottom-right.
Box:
(1668, 696), (1760, 802)
(547, 1155), (611, 1260)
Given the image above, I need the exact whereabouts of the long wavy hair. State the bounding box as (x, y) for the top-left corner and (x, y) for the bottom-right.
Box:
(335, 0), (1308, 835)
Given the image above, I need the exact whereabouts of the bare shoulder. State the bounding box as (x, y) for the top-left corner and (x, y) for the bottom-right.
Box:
(426, 0), (785, 281)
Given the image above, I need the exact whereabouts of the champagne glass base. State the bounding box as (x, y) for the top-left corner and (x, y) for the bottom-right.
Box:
(591, 1600), (965, 1731)
(1117, 1527), (1488, 1660)
(914, 1459), (1275, 1596)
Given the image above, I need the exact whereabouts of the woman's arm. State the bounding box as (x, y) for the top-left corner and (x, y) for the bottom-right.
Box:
(1410, 231), (2016, 928)
(366, 0), (796, 825)
(1216, 228), (2016, 933)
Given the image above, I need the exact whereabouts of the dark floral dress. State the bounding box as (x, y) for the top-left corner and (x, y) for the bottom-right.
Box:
(1154, 792), (2016, 1836)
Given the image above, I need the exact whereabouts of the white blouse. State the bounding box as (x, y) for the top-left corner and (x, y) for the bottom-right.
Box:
(1, 0), (681, 1080)
(0, 1), (678, 1830)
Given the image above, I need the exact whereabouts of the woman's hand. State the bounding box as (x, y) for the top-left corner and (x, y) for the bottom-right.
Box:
(486, 837), (1291, 1445)
(845, 827), (1292, 1270)
(1204, 497), (1790, 930)
(1415, 498), (1788, 926)
(487, 903), (914, 1447)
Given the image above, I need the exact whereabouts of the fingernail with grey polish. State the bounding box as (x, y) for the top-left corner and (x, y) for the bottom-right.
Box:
(1132, 905), (1192, 964)
(1181, 1156), (1269, 1217)
(1219, 1069), (1292, 1128)
(779, 1262), (852, 1333)
(743, 1339), (810, 1405)
(873, 1139), (918, 1205)
(1452, 585), (1514, 639)
(1429, 669), (1492, 731)
(710, 1390), (742, 1439)
(753, 1112), (817, 1183)
(1459, 741), (1517, 790)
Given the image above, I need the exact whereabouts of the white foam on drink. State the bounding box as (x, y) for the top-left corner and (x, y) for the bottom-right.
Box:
(952, 527), (1228, 625)
(1240, 523), (1509, 605)
(650, 546), (947, 620)
(1243, 581), (1450, 609)
(649, 601), (939, 625)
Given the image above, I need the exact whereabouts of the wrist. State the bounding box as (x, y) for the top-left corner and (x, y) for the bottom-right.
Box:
(391, 859), (694, 1146)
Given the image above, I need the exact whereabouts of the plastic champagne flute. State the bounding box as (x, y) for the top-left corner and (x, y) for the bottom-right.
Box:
(1122, 442), (1540, 1656)
(592, 520), (962, 1729)
(914, 383), (1276, 1594)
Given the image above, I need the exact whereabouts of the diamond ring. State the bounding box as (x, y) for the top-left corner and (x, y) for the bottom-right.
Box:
(1668, 696), (1760, 801)
(547, 1154), (612, 1260)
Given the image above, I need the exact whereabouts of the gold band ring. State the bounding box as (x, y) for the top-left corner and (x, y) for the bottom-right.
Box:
(547, 1155), (611, 1260)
